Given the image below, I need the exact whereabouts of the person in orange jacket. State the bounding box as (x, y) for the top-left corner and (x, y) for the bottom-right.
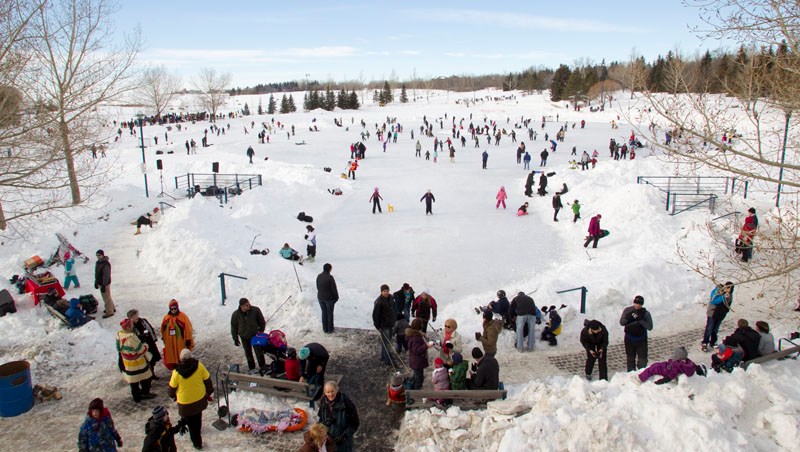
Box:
(160, 299), (194, 370)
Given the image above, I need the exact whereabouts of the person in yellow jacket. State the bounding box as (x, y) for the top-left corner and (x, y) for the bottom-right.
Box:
(161, 299), (194, 370)
(116, 318), (155, 402)
(168, 348), (212, 450)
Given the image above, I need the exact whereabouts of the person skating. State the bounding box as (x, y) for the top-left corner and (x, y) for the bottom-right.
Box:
(496, 186), (507, 209)
(420, 190), (436, 215)
(316, 263), (339, 334)
(78, 398), (123, 451)
(161, 299), (194, 371)
(116, 318), (156, 402)
(581, 320), (609, 381)
(94, 250), (115, 318)
(246, 145), (255, 164)
(168, 349), (213, 450)
(369, 187), (383, 214)
(231, 297), (267, 372)
(620, 295), (653, 371)
(415, 140), (422, 157)
(552, 193), (563, 222)
(482, 150), (489, 169)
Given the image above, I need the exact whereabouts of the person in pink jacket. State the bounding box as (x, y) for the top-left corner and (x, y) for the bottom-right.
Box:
(496, 186), (507, 209)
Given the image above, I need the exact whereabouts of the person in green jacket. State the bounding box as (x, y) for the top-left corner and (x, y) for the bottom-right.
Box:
(448, 352), (468, 390)
(571, 200), (581, 223)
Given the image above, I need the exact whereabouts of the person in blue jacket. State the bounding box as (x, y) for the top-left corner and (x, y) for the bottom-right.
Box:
(701, 282), (734, 352)
(65, 298), (91, 327)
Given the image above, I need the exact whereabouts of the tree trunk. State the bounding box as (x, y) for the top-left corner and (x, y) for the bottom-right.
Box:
(60, 118), (81, 205)
(0, 202), (6, 230)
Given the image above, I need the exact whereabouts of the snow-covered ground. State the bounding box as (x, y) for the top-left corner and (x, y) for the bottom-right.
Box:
(0, 89), (797, 451)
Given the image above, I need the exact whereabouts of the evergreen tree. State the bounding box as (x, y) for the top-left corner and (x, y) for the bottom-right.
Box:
(382, 81), (393, 103)
(279, 94), (289, 113)
(349, 90), (360, 110)
(303, 92), (310, 111)
(242, 102), (250, 116)
(337, 89), (348, 109)
(400, 84), (408, 103)
(324, 87), (336, 111)
(267, 94), (277, 114)
(550, 64), (572, 101)
(564, 70), (584, 104)
(257, 98), (263, 115)
(287, 94), (297, 112)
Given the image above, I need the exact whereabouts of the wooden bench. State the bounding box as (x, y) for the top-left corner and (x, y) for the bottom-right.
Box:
(741, 341), (800, 370)
(405, 388), (507, 410)
(221, 369), (342, 408)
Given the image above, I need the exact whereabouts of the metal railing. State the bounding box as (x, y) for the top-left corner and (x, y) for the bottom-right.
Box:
(637, 175), (747, 215)
(669, 194), (717, 216)
(174, 173), (262, 204)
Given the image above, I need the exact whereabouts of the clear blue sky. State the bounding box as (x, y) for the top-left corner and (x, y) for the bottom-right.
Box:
(114, 0), (715, 88)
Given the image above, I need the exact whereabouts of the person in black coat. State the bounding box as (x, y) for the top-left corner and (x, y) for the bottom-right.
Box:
(372, 284), (397, 365)
(581, 320), (609, 381)
(420, 190), (436, 215)
(230, 298), (267, 372)
(142, 405), (185, 452)
(316, 263), (339, 334)
(722, 319), (762, 361)
(537, 173), (548, 196)
(552, 193), (563, 222)
(298, 343), (329, 400)
(524, 171), (535, 197)
(318, 381), (359, 452)
(467, 347), (499, 390)
(94, 250), (115, 318)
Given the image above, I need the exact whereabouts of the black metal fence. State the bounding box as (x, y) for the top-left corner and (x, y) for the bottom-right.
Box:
(174, 173), (262, 204)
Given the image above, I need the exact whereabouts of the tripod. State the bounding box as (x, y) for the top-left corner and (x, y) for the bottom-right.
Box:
(157, 169), (176, 199)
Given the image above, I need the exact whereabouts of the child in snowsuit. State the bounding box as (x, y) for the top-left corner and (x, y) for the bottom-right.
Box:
(284, 348), (300, 381)
(711, 343), (744, 373)
(496, 186), (507, 209)
(78, 398), (123, 451)
(386, 373), (406, 405)
(63, 251), (80, 289)
(369, 187), (383, 213)
(65, 298), (91, 328)
(540, 305), (562, 346)
(638, 346), (698, 384)
(517, 202), (529, 216)
(448, 352), (468, 390)
(431, 357), (450, 403)
(572, 200), (581, 223)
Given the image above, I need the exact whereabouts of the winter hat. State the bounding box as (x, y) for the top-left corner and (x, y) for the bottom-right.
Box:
(451, 352), (463, 365)
(298, 347), (310, 360)
(180, 348), (192, 361)
(95, 249), (104, 256)
(119, 318), (132, 330)
(374, 187), (379, 191)
(64, 251), (71, 259)
(633, 295), (644, 305)
(672, 346), (688, 361)
(153, 207), (159, 213)
(483, 310), (494, 320)
(380, 284), (390, 292)
(390, 374), (404, 386)
(471, 347), (484, 360)
(587, 320), (601, 330)
(88, 398), (104, 412)
(169, 299), (179, 309)
(152, 405), (168, 421)
(717, 344), (728, 353)
(434, 358), (444, 367)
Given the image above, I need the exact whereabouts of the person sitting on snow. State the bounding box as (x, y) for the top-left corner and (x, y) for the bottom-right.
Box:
(517, 202), (529, 216)
(638, 346), (700, 384)
(279, 243), (304, 264)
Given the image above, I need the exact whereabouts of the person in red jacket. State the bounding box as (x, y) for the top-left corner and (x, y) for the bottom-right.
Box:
(583, 214), (603, 248)
(284, 348), (300, 381)
(738, 207), (758, 262)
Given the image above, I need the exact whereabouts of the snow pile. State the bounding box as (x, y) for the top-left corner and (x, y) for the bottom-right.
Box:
(399, 362), (800, 452)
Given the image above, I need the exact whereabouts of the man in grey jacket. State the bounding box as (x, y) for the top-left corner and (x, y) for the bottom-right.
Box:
(619, 295), (653, 371)
(231, 298), (266, 372)
(316, 263), (339, 333)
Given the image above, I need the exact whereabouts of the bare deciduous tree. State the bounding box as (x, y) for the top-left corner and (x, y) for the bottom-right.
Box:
(29, 0), (141, 205)
(194, 67), (231, 122)
(136, 65), (181, 118)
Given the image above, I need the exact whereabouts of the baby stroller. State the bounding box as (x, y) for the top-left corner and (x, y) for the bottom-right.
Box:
(252, 330), (288, 378)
